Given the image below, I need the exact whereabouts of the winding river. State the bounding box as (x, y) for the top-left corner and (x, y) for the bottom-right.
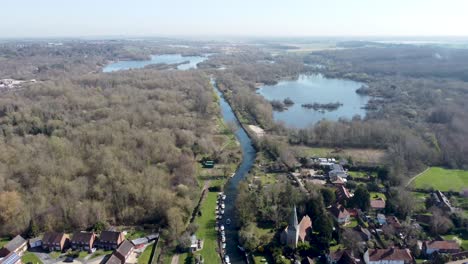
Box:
(212, 80), (255, 264)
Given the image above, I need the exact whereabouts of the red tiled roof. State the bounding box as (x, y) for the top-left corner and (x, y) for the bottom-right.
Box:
(425, 240), (460, 250)
(367, 248), (413, 262)
(336, 186), (352, 201)
(329, 204), (350, 219)
(370, 198), (386, 209)
(386, 216), (401, 229)
(298, 215), (312, 241)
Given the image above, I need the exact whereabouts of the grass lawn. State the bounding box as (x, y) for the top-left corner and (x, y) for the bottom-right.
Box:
(78, 251), (89, 259)
(138, 244), (153, 264)
(348, 171), (370, 179)
(49, 252), (61, 259)
(0, 238), (9, 248)
(253, 252), (272, 263)
(370, 192), (386, 200)
(443, 235), (468, 250)
(413, 167), (468, 192)
(292, 146), (385, 165)
(126, 229), (148, 240)
(90, 250), (113, 259)
(346, 218), (359, 228)
(253, 173), (277, 185)
(194, 191), (220, 264)
(412, 192), (429, 201)
(22, 252), (43, 264)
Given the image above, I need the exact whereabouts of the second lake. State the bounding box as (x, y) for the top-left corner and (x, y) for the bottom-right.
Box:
(257, 74), (368, 128)
(103, 54), (207, 72)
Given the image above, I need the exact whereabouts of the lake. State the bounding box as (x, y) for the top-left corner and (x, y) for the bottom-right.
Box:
(102, 54), (207, 72)
(257, 74), (368, 128)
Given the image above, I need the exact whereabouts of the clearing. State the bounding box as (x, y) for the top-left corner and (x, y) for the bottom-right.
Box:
(412, 167), (468, 192)
(292, 146), (385, 165)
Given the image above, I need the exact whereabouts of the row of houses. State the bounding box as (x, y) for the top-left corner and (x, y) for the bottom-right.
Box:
(0, 231), (158, 264)
(34, 230), (126, 252)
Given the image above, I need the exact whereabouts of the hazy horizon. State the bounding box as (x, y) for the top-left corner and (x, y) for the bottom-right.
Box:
(1, 0), (468, 38)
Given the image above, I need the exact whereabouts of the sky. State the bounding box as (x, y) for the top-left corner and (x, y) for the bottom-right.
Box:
(1, 0), (468, 38)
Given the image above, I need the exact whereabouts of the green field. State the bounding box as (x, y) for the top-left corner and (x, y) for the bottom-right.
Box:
(138, 244), (153, 264)
(22, 252), (43, 264)
(193, 191), (220, 264)
(413, 167), (468, 192)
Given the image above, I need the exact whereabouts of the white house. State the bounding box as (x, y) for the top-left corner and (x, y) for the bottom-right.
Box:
(364, 248), (413, 264)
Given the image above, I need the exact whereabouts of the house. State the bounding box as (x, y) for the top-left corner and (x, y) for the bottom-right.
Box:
(0, 252), (21, 264)
(327, 249), (359, 264)
(105, 254), (122, 264)
(370, 198), (386, 211)
(329, 164), (347, 181)
(131, 237), (148, 249)
(97, 231), (125, 250)
(376, 214), (387, 225)
(114, 240), (134, 263)
(189, 235), (202, 252)
(336, 186), (352, 202)
(0, 235), (27, 257)
(329, 204), (350, 225)
(331, 176), (346, 186)
(386, 216), (401, 230)
(432, 190), (454, 212)
(423, 240), (460, 255)
(364, 248), (413, 264)
(28, 237), (42, 249)
(42, 232), (69, 252)
(70, 232), (96, 252)
(280, 206), (313, 248)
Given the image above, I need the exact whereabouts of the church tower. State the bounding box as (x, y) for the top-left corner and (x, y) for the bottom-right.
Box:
(286, 205), (299, 248)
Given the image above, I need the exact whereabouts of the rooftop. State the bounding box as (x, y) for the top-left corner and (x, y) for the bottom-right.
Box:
(367, 248), (413, 262)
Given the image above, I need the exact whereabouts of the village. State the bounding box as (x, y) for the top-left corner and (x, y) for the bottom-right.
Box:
(240, 152), (468, 264)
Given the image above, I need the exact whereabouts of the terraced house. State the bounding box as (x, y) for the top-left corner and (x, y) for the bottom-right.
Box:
(70, 232), (96, 252)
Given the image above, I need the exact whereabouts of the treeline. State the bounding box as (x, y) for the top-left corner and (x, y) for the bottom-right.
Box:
(0, 69), (220, 238)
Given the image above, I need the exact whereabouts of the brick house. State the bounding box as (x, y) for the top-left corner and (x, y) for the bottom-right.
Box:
(329, 204), (350, 225)
(42, 232), (69, 252)
(97, 231), (125, 250)
(114, 240), (134, 263)
(70, 232), (96, 252)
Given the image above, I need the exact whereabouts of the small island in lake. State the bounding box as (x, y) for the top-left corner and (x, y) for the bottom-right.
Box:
(270, 97), (295, 111)
(301, 101), (343, 111)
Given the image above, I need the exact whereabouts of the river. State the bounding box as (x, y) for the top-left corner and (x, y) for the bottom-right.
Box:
(212, 80), (255, 264)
